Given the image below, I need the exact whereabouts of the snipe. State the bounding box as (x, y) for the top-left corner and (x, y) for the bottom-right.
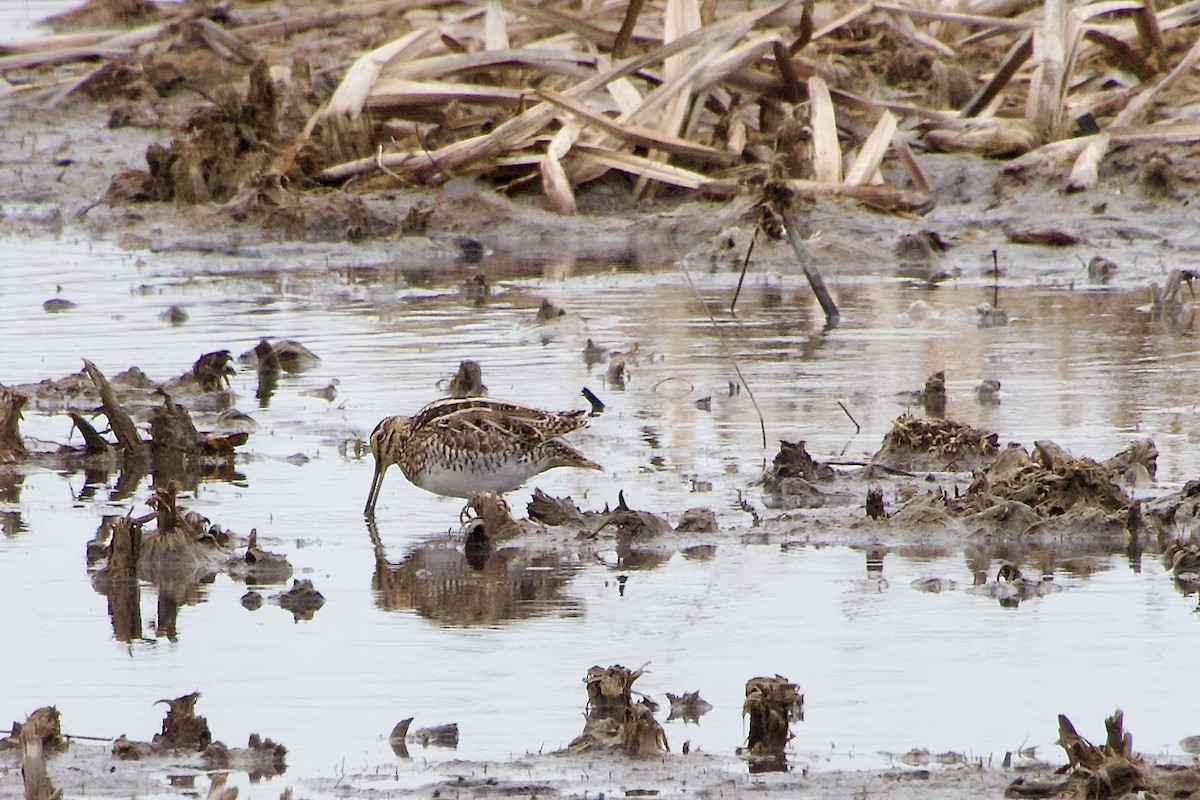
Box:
(364, 397), (601, 515)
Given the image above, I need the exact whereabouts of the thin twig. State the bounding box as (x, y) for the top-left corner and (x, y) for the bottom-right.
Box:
(837, 401), (860, 434)
(677, 259), (767, 449)
(613, 0), (646, 59)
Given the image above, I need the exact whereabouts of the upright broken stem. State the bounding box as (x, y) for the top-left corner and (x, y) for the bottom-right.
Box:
(781, 212), (839, 327)
(19, 712), (62, 800)
(82, 359), (148, 459)
(0, 384), (28, 458)
(1026, 0), (1067, 142)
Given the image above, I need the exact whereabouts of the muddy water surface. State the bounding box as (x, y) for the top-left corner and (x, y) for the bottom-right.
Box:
(3, 233), (1200, 796)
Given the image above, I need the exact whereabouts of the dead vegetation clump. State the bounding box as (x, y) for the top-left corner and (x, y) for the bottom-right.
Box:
(961, 440), (1135, 521)
(1144, 477), (1200, 594)
(1007, 710), (1200, 800)
(135, 483), (239, 579)
(741, 675), (803, 761)
(2, 707), (64, 800)
(762, 440), (835, 510)
(111, 692), (287, 779)
(872, 413), (1000, 473)
(89, 483), (293, 639)
(0, 384), (28, 460)
(882, 429), (1155, 538)
(566, 664), (667, 757)
(105, 60), (281, 205)
(7, 357), (262, 489)
(8, 0), (1200, 221)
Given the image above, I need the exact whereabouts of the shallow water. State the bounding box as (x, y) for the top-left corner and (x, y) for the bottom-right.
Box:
(0, 0), (81, 40)
(2, 232), (1200, 795)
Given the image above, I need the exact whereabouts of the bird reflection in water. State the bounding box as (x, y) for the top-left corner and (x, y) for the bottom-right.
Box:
(365, 517), (582, 626)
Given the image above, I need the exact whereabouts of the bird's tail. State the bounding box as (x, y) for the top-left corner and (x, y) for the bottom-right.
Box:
(547, 440), (603, 471)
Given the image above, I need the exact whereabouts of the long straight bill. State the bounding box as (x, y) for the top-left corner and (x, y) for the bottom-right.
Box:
(364, 462), (386, 515)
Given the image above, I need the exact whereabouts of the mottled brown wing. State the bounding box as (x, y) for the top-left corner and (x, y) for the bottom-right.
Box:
(413, 397), (587, 441)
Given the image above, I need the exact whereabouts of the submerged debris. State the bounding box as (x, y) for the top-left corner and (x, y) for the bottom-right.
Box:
(890, 438), (1148, 539)
(237, 339), (322, 374)
(596, 491), (674, 539)
(975, 378), (1002, 406)
(966, 564), (1063, 607)
(203, 734), (288, 781)
(154, 692), (212, 751)
(527, 488), (587, 526)
(271, 578), (326, 620)
(192, 350), (235, 392)
(675, 507), (717, 534)
(0, 384), (28, 460)
(410, 723), (459, 749)
(462, 491), (525, 541)
(1006, 711), (1169, 800)
(1088, 256), (1119, 285)
(665, 691), (712, 723)
(865, 486), (887, 520)
(89, 483), (290, 640)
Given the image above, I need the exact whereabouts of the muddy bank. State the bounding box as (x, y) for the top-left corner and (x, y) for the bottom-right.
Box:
(5, 93), (1197, 290)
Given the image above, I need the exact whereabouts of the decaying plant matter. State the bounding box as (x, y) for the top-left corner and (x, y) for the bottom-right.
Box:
(742, 675), (804, 758)
(566, 663), (667, 757)
(0, 384), (28, 460)
(8, 707), (63, 800)
(872, 413), (1000, 473)
(111, 692), (288, 779)
(7, 0), (1200, 216)
(1008, 710), (1200, 800)
(762, 439), (836, 509)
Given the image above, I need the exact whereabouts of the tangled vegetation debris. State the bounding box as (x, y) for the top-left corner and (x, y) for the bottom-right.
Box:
(741, 675), (804, 765)
(6, 0), (1200, 222)
(566, 663), (667, 757)
(109, 692), (287, 779)
(1008, 710), (1200, 800)
(872, 412), (1000, 473)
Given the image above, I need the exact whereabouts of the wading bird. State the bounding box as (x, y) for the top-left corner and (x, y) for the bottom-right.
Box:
(364, 397), (601, 515)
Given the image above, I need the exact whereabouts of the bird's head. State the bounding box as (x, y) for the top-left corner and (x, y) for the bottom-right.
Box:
(365, 416), (411, 515)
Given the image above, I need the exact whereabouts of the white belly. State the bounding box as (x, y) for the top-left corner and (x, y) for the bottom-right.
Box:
(414, 458), (545, 498)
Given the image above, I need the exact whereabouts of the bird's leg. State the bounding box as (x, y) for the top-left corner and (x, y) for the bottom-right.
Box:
(460, 495), (480, 525)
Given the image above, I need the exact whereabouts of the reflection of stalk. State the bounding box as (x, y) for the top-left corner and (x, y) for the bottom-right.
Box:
(992, 249), (1000, 309)
(677, 259), (767, 448)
